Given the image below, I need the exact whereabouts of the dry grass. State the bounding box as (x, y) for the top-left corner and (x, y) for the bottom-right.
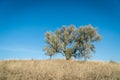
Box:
(0, 59), (120, 80)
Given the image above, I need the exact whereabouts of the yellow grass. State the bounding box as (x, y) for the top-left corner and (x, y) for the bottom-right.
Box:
(0, 59), (120, 80)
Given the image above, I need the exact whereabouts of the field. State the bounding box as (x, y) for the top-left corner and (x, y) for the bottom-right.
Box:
(0, 59), (120, 80)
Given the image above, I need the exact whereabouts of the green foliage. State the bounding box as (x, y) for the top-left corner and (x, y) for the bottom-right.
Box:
(43, 24), (101, 60)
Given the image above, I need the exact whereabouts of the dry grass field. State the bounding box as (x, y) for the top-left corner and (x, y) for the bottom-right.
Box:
(0, 59), (120, 80)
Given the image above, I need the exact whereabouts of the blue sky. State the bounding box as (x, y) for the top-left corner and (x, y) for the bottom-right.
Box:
(0, 0), (120, 61)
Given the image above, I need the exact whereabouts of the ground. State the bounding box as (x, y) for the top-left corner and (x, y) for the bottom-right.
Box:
(0, 59), (120, 80)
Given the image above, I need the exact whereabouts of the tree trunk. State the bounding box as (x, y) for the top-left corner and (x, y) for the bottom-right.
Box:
(66, 56), (69, 60)
(50, 55), (52, 60)
(65, 54), (71, 60)
(64, 49), (72, 60)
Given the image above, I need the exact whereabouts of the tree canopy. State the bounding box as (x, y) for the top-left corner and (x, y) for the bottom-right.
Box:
(43, 24), (101, 60)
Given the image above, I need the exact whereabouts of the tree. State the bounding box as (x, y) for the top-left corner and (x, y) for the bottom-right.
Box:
(43, 24), (101, 60)
(73, 25), (101, 60)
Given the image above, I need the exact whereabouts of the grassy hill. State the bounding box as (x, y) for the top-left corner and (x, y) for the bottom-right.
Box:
(0, 59), (120, 80)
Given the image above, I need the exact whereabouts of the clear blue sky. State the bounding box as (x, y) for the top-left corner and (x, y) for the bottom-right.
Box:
(0, 0), (120, 61)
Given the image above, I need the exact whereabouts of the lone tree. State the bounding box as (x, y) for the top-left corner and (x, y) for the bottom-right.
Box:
(43, 24), (101, 60)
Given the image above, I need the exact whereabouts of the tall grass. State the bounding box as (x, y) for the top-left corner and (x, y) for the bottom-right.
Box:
(0, 59), (120, 80)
